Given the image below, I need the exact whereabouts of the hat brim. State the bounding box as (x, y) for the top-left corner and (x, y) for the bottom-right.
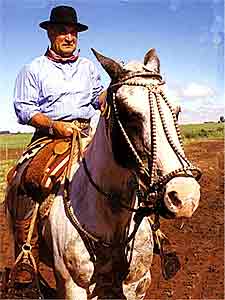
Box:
(39, 21), (88, 32)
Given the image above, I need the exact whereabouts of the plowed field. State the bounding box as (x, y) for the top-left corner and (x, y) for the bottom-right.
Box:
(0, 140), (224, 299)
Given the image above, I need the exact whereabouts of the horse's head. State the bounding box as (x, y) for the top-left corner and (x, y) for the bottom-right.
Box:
(92, 48), (201, 219)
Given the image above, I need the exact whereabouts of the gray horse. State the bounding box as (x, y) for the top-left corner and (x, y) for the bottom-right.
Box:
(6, 48), (201, 299)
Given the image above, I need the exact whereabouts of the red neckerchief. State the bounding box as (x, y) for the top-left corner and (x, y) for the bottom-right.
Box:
(45, 47), (79, 63)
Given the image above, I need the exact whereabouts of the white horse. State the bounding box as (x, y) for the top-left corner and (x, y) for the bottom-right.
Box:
(7, 48), (201, 299)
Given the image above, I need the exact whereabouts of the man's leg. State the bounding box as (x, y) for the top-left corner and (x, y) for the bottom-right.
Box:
(7, 181), (40, 284)
(14, 212), (40, 283)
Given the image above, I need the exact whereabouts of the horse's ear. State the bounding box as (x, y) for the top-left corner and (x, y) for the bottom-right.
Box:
(143, 48), (160, 74)
(91, 48), (123, 80)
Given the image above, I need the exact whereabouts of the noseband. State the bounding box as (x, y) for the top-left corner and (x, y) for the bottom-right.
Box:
(63, 71), (202, 248)
(108, 72), (202, 206)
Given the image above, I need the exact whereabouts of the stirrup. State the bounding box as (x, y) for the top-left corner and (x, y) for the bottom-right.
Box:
(6, 263), (43, 299)
(6, 244), (43, 299)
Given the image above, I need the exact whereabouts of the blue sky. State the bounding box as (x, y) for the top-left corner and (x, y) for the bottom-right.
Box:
(0, 0), (224, 132)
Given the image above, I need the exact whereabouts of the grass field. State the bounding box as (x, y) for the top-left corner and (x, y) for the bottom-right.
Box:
(0, 122), (224, 199)
(0, 160), (15, 199)
(0, 133), (32, 150)
(180, 122), (224, 141)
(0, 133), (32, 200)
(0, 122), (224, 150)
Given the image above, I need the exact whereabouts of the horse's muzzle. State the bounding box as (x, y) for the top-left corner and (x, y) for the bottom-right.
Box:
(163, 177), (201, 218)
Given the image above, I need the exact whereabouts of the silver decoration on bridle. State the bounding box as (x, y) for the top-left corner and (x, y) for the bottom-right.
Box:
(63, 71), (202, 249)
(110, 75), (202, 205)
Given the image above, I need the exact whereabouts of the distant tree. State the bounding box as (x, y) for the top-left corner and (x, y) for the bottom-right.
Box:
(0, 130), (10, 134)
(219, 116), (225, 123)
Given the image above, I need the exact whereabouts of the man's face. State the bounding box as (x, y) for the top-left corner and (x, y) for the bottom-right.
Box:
(48, 24), (78, 57)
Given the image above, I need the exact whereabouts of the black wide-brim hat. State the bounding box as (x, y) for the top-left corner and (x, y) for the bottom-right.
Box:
(39, 5), (88, 32)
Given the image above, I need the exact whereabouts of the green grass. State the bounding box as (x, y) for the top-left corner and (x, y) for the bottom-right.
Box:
(0, 123), (223, 153)
(0, 133), (31, 199)
(180, 122), (224, 142)
(0, 123), (223, 152)
(0, 159), (15, 200)
(0, 133), (32, 150)
(0, 124), (223, 198)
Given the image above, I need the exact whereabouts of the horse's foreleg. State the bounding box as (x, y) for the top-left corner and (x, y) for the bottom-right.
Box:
(54, 272), (88, 300)
(134, 270), (151, 300)
(52, 236), (94, 300)
(123, 270), (151, 300)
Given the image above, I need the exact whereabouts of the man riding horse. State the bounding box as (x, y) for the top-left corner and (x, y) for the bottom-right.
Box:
(11, 5), (106, 288)
(4, 5), (202, 299)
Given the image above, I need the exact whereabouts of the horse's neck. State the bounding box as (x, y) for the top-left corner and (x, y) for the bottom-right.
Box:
(70, 117), (135, 242)
(88, 118), (131, 190)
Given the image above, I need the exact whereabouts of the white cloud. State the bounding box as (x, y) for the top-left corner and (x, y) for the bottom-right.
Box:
(180, 82), (216, 98)
(162, 84), (181, 106)
(180, 103), (224, 124)
(165, 81), (223, 123)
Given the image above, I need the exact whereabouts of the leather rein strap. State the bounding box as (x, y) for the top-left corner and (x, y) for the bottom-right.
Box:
(62, 119), (155, 248)
(62, 71), (202, 249)
(81, 72), (201, 209)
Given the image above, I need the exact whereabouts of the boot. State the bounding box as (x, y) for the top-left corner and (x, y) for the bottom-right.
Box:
(14, 215), (39, 284)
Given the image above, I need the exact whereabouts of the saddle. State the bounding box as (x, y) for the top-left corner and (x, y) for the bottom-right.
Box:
(7, 130), (91, 202)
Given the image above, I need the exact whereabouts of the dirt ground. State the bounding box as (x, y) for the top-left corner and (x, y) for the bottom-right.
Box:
(147, 140), (224, 300)
(0, 139), (224, 299)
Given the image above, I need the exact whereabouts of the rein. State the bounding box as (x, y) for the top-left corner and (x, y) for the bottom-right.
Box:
(62, 71), (202, 250)
(62, 126), (145, 249)
(108, 73), (202, 205)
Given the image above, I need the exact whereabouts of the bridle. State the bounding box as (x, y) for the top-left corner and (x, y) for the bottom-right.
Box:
(107, 71), (202, 207)
(63, 70), (202, 249)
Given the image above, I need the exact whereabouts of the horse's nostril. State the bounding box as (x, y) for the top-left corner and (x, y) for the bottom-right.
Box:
(168, 191), (182, 207)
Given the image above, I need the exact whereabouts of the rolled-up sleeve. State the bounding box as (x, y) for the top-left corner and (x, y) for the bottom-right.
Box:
(90, 62), (104, 110)
(13, 65), (40, 124)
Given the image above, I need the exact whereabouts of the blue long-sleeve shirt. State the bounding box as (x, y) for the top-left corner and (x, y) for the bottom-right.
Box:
(13, 55), (104, 124)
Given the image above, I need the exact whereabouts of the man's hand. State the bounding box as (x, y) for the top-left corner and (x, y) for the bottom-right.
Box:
(52, 121), (73, 137)
(99, 90), (107, 112)
(28, 113), (73, 137)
